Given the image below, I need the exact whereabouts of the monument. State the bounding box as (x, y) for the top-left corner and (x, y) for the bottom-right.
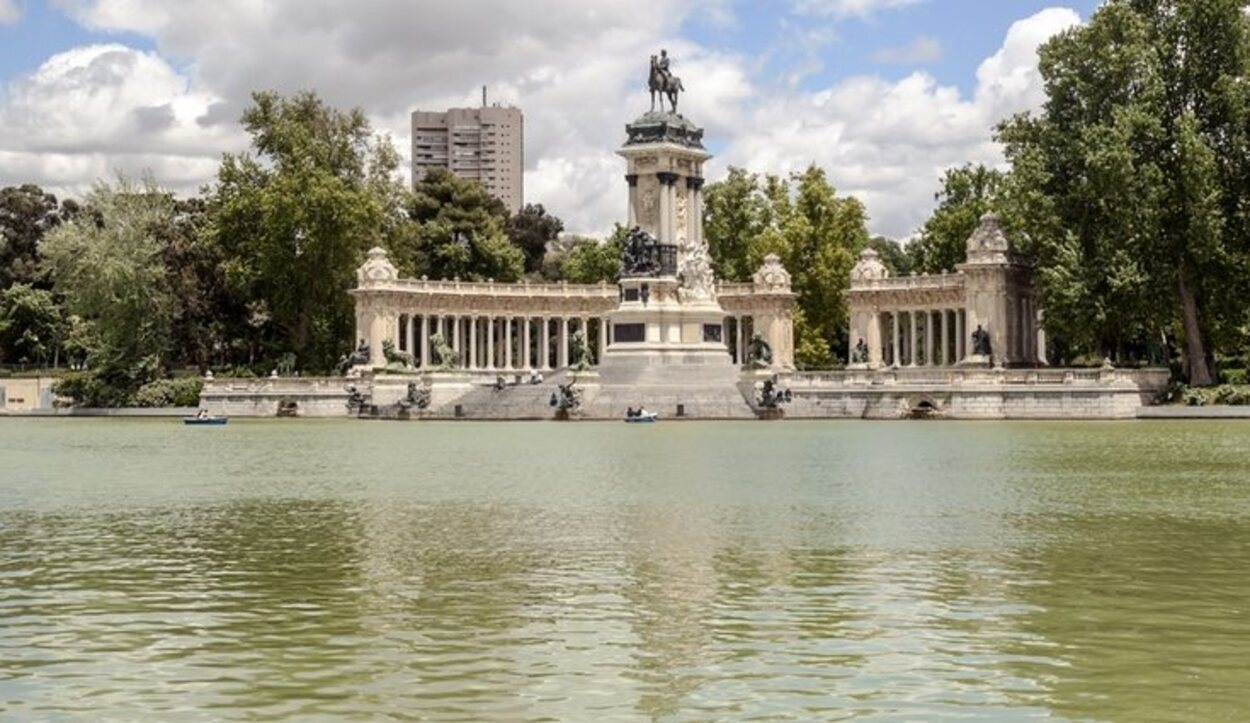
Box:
(600, 50), (744, 386)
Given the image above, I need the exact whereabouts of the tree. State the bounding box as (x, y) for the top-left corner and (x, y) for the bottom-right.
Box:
(40, 176), (178, 401)
(558, 227), (625, 283)
(407, 168), (524, 282)
(208, 90), (398, 372)
(703, 164), (869, 368)
(998, 0), (1250, 382)
(0, 283), (64, 365)
(0, 184), (71, 289)
(507, 203), (564, 274)
(867, 236), (912, 277)
(704, 167), (768, 281)
(909, 164), (1005, 274)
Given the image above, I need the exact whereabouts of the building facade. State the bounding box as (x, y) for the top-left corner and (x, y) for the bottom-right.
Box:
(846, 212), (1044, 369)
(411, 105), (523, 213)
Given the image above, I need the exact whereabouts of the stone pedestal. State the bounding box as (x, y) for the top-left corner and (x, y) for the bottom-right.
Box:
(603, 111), (736, 382)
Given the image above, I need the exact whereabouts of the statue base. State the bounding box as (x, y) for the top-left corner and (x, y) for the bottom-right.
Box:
(958, 354), (993, 369)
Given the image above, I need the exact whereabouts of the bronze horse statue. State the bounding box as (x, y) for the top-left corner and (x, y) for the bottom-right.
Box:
(649, 55), (684, 114)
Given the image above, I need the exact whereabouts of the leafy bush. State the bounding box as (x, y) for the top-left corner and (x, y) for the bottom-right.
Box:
(131, 377), (204, 407)
(52, 371), (128, 408)
(1219, 368), (1248, 386)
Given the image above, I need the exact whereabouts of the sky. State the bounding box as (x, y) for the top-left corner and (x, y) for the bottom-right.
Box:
(0, 0), (1103, 240)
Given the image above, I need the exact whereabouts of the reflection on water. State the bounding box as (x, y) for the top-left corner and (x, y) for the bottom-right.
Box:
(1, 419), (1249, 720)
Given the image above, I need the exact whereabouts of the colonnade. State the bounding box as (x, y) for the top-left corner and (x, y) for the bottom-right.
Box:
(876, 308), (969, 367)
(396, 313), (610, 371)
(395, 312), (766, 370)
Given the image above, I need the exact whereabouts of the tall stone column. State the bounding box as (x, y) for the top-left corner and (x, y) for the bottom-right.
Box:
(419, 314), (430, 369)
(598, 317), (607, 363)
(892, 313), (901, 367)
(468, 316), (478, 370)
(956, 309), (966, 363)
(626, 174), (639, 227)
(541, 317), (551, 370)
(502, 316), (512, 370)
(406, 315), (415, 356)
(940, 310), (950, 366)
(925, 311), (935, 367)
(1037, 307), (1048, 366)
(559, 317), (569, 368)
(452, 315), (462, 365)
(908, 311), (918, 367)
(485, 317), (495, 370)
(522, 317), (532, 370)
(657, 172), (678, 245)
(867, 310), (883, 369)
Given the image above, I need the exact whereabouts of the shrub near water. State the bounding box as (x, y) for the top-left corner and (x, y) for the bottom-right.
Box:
(131, 378), (204, 408)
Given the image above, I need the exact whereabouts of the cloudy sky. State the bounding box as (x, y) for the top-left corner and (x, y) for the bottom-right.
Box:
(0, 0), (1100, 239)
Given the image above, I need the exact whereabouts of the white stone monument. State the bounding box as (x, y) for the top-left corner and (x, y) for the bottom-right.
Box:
(601, 110), (737, 381)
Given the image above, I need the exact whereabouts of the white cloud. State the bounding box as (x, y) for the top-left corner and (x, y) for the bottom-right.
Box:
(714, 8), (1081, 238)
(1, 3), (1082, 240)
(0, 43), (241, 195)
(0, 0), (21, 25)
(792, 0), (924, 19)
(873, 35), (943, 65)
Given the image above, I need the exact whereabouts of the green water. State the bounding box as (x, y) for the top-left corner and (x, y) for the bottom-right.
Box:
(1, 419), (1248, 721)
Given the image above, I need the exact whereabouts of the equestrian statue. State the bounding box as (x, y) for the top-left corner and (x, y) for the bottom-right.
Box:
(649, 49), (684, 114)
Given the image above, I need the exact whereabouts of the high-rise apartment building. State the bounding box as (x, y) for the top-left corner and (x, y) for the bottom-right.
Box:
(411, 102), (523, 213)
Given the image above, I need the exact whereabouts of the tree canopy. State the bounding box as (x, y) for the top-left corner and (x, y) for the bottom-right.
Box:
(703, 164), (869, 368)
(998, 0), (1250, 380)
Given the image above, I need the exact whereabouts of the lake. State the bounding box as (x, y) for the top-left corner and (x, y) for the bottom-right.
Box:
(1, 419), (1248, 721)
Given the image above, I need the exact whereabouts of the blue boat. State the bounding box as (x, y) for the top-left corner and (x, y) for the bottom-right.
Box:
(624, 411), (658, 423)
(184, 415), (228, 426)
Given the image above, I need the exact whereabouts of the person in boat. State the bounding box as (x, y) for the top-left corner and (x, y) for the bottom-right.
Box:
(196, 409), (209, 420)
(627, 407), (637, 418)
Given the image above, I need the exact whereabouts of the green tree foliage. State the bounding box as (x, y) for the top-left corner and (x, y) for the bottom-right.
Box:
(0, 283), (64, 365)
(558, 226), (625, 284)
(909, 164), (1005, 274)
(507, 203), (564, 274)
(41, 176), (178, 401)
(209, 90), (396, 372)
(998, 0), (1250, 382)
(0, 184), (73, 288)
(407, 168), (524, 282)
(703, 167), (768, 281)
(703, 164), (869, 368)
(867, 236), (912, 276)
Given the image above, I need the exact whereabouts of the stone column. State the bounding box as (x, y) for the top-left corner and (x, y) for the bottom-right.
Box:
(925, 311), (935, 367)
(692, 178), (705, 246)
(1037, 307), (1048, 366)
(405, 315), (415, 356)
(657, 172), (678, 246)
(891, 312), (901, 367)
(486, 317), (496, 370)
(419, 315), (430, 369)
(502, 316), (512, 370)
(908, 311), (918, 367)
(598, 317), (607, 363)
(452, 315), (462, 366)
(867, 310), (883, 368)
(468, 316), (478, 370)
(940, 310), (950, 367)
(626, 173), (639, 227)
(956, 309), (966, 363)
(559, 317), (569, 368)
(541, 317), (551, 370)
(522, 317), (532, 370)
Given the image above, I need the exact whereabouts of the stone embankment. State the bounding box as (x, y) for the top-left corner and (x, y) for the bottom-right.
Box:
(200, 366), (1172, 421)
